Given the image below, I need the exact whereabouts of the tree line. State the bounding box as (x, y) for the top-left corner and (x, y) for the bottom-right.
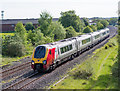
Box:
(1, 10), (110, 57)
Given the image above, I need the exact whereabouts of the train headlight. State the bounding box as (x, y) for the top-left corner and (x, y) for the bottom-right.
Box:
(31, 60), (35, 65)
(43, 60), (47, 65)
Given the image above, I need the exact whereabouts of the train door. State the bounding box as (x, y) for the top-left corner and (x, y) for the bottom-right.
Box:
(54, 46), (59, 63)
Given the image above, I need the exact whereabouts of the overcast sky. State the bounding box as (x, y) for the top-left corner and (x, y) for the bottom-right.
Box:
(0, 0), (119, 19)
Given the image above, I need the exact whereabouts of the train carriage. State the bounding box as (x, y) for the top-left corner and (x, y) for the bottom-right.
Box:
(99, 28), (110, 41)
(90, 31), (101, 45)
(31, 28), (110, 72)
(76, 34), (92, 52)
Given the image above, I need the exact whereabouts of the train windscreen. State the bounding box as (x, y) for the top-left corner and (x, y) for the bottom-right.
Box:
(34, 46), (46, 58)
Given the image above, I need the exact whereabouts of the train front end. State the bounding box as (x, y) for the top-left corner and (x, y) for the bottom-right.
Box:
(31, 45), (48, 72)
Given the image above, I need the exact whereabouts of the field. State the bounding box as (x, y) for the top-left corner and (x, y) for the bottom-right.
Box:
(50, 36), (119, 89)
(0, 33), (14, 36)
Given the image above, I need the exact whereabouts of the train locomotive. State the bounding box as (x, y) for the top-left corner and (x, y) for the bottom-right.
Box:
(31, 28), (110, 72)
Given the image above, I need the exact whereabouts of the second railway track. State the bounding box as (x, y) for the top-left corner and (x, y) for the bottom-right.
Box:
(1, 61), (31, 80)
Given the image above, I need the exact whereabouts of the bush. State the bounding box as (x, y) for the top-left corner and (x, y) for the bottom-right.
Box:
(89, 25), (97, 32)
(27, 29), (45, 46)
(96, 22), (104, 30)
(66, 26), (77, 38)
(7, 41), (25, 57)
(83, 26), (93, 33)
(100, 20), (109, 28)
(53, 22), (66, 40)
(2, 36), (25, 57)
(104, 44), (109, 49)
(70, 69), (92, 79)
(25, 22), (34, 31)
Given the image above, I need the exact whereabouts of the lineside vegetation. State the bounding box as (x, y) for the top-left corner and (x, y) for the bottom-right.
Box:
(50, 36), (119, 89)
(0, 10), (112, 66)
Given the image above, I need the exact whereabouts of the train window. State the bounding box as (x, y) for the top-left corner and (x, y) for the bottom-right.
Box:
(65, 46), (69, 52)
(95, 34), (100, 39)
(58, 49), (59, 54)
(60, 45), (72, 54)
(60, 48), (64, 54)
(102, 32), (106, 35)
(82, 38), (90, 45)
(63, 47), (66, 53)
(69, 44), (72, 50)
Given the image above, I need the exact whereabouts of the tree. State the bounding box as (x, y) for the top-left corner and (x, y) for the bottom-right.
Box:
(59, 10), (84, 32)
(38, 12), (52, 36)
(100, 20), (109, 28)
(82, 18), (89, 26)
(25, 22), (34, 31)
(89, 25), (97, 32)
(27, 29), (45, 45)
(83, 26), (93, 33)
(14, 22), (27, 44)
(65, 26), (77, 38)
(52, 22), (66, 40)
(109, 18), (118, 26)
(96, 22), (104, 30)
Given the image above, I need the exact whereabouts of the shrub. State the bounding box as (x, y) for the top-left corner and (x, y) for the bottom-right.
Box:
(83, 26), (93, 33)
(89, 25), (97, 32)
(104, 44), (109, 49)
(65, 26), (77, 38)
(7, 41), (25, 57)
(70, 69), (92, 79)
(25, 22), (34, 31)
(53, 22), (66, 40)
(2, 35), (25, 57)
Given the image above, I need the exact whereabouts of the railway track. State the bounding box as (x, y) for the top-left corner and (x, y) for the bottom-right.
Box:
(3, 71), (47, 90)
(1, 61), (31, 80)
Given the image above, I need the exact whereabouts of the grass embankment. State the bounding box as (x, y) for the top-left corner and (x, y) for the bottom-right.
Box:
(51, 36), (119, 89)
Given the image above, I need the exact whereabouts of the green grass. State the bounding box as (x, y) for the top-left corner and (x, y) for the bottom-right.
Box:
(50, 36), (119, 89)
(1, 54), (32, 67)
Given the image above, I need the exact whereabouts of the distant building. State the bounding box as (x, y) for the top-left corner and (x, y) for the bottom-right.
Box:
(0, 18), (58, 32)
(89, 20), (96, 26)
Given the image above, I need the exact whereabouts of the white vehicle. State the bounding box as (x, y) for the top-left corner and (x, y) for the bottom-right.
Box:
(31, 28), (110, 72)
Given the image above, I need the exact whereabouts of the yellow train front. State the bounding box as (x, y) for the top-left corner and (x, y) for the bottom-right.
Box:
(31, 45), (57, 72)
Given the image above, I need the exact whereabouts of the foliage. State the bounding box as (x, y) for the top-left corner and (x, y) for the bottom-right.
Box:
(89, 25), (97, 32)
(0, 33), (14, 36)
(2, 35), (25, 57)
(109, 18), (118, 26)
(83, 26), (93, 33)
(14, 22), (27, 44)
(25, 22), (34, 31)
(59, 10), (84, 32)
(82, 18), (89, 26)
(96, 22), (104, 30)
(27, 29), (44, 46)
(38, 11), (52, 36)
(100, 20), (109, 28)
(65, 26), (77, 38)
(118, 17), (120, 81)
(52, 22), (66, 40)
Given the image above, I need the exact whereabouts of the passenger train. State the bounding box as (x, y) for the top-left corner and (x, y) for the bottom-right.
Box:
(31, 28), (110, 72)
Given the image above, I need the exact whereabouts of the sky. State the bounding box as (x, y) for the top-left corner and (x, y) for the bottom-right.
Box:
(0, 0), (120, 19)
